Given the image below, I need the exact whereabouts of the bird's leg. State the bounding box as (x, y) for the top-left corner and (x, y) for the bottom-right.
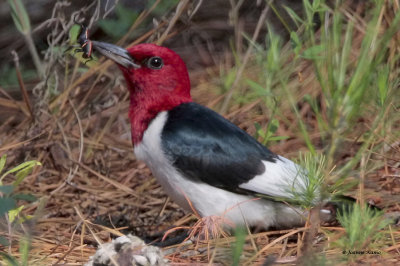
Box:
(173, 188), (234, 242)
(146, 227), (190, 247)
(187, 215), (233, 242)
(158, 214), (233, 253)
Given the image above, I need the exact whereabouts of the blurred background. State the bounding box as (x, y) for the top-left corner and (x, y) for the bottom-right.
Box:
(0, 0), (304, 87)
(0, 0), (399, 265)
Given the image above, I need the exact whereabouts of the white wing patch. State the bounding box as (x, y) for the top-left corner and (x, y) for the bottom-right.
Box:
(239, 155), (310, 200)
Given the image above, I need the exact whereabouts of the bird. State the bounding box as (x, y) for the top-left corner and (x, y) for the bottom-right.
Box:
(90, 40), (339, 230)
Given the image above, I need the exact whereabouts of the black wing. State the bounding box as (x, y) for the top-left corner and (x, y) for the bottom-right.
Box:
(161, 102), (277, 192)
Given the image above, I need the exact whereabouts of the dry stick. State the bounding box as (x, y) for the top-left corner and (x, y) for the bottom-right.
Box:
(301, 207), (321, 257)
(157, 0), (190, 45)
(81, 221), (87, 258)
(66, 99), (84, 185)
(117, 0), (162, 46)
(149, 197), (170, 227)
(164, 226), (302, 253)
(48, 115), (75, 195)
(4, 210), (12, 254)
(74, 207), (119, 266)
(75, 71), (105, 114)
(0, 132), (45, 152)
(388, 225), (400, 255)
(188, 0), (203, 21)
(52, 244), (85, 265)
(94, 104), (120, 146)
(299, 212), (311, 257)
(296, 232), (302, 259)
(279, 237), (289, 258)
(238, 204), (258, 252)
(0, 98), (29, 116)
(23, 33), (44, 79)
(66, 59), (81, 98)
(74, 160), (140, 197)
(220, 2), (271, 114)
(11, 50), (34, 120)
(230, 0), (246, 55)
(102, 0), (117, 19)
(0, 87), (15, 100)
(359, 154), (366, 207)
(69, 221), (83, 250)
(244, 227), (306, 265)
(0, 83), (29, 116)
(386, 243), (400, 253)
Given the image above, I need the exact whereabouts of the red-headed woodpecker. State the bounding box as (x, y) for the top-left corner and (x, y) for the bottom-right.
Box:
(91, 41), (331, 229)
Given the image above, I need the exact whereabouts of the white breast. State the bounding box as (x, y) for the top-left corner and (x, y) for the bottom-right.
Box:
(134, 112), (306, 229)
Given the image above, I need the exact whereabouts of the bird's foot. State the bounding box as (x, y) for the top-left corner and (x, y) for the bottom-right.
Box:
(162, 214), (234, 245)
(188, 215), (234, 241)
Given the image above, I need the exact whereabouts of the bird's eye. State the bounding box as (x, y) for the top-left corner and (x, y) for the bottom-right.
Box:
(146, 57), (163, 69)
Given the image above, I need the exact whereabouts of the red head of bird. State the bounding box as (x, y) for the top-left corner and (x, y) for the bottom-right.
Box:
(92, 42), (192, 144)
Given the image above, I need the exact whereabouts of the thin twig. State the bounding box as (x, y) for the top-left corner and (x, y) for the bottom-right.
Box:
(157, 0), (190, 45)
(220, 1), (272, 114)
(245, 227), (307, 265)
(66, 99), (84, 184)
(74, 206), (119, 266)
(11, 50), (34, 120)
(74, 160), (140, 197)
(117, 0), (162, 46)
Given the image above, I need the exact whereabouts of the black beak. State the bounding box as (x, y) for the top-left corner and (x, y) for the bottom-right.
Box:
(91, 41), (140, 69)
